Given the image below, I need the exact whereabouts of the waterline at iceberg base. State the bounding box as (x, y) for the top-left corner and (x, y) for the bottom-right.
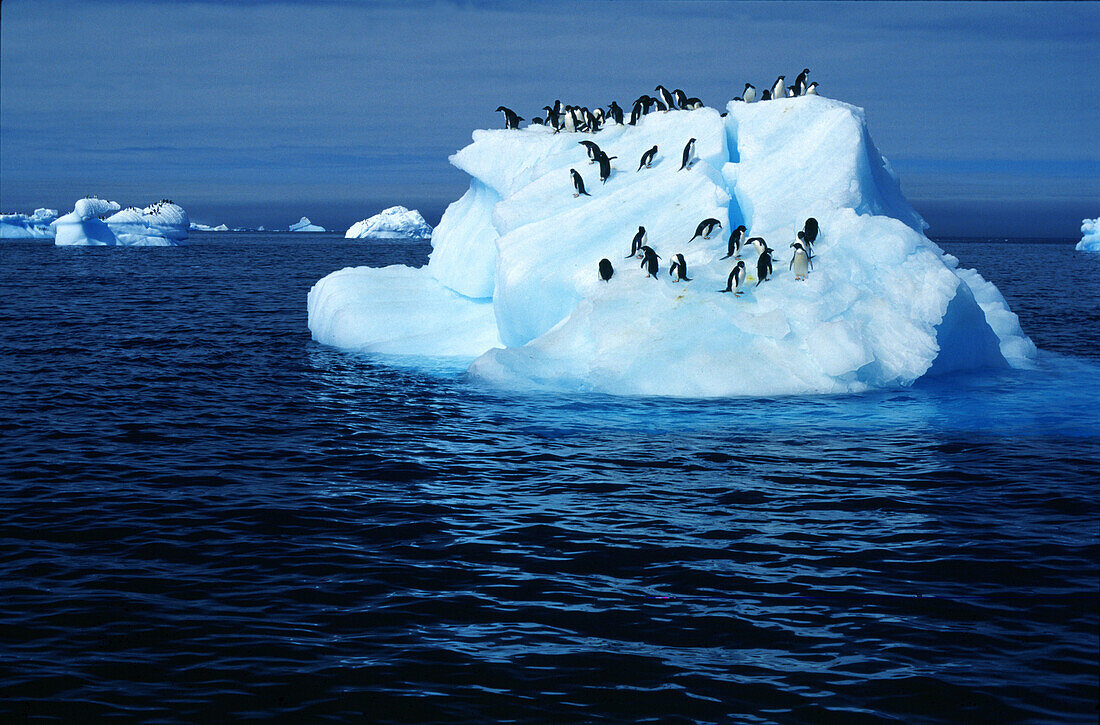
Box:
(308, 96), (1035, 397)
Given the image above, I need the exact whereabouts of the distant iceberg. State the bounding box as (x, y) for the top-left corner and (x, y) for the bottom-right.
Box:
(309, 94), (1036, 397)
(290, 216), (325, 232)
(0, 208), (58, 238)
(346, 206), (433, 239)
(54, 198), (189, 246)
(190, 222), (230, 232)
(1077, 218), (1099, 252)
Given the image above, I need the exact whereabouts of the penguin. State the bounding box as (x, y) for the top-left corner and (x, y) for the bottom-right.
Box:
(673, 89), (689, 108)
(756, 246), (773, 285)
(626, 226), (647, 258)
(598, 258), (614, 282)
(743, 84), (757, 103)
(529, 117), (544, 125)
(747, 237), (769, 256)
(637, 145), (658, 171)
(629, 100), (644, 125)
(654, 98), (668, 112)
(721, 261), (746, 294)
(802, 217), (819, 245)
(563, 108), (578, 133)
(640, 245), (661, 278)
(794, 231), (811, 256)
(721, 225), (747, 259)
(771, 75), (786, 100)
(795, 68), (810, 96)
(608, 101), (624, 125)
(684, 97), (704, 110)
(805, 82), (819, 96)
(596, 151), (617, 183)
(495, 106), (523, 129)
(593, 107), (605, 125)
(790, 242), (812, 280)
(583, 107), (599, 132)
(786, 85), (797, 98)
(688, 218), (723, 242)
(579, 140), (602, 164)
(679, 138), (696, 170)
(570, 169), (590, 197)
(761, 89), (772, 101)
(655, 84), (676, 110)
(543, 105), (561, 130)
(669, 253), (691, 282)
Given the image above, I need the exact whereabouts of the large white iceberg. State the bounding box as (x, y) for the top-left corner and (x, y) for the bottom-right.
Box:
(346, 206), (433, 239)
(190, 222), (230, 232)
(290, 217), (325, 232)
(1077, 218), (1099, 252)
(0, 208), (58, 239)
(308, 94), (1036, 397)
(53, 198), (189, 246)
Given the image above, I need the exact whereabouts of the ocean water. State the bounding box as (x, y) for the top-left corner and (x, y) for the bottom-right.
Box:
(1, 233), (1097, 723)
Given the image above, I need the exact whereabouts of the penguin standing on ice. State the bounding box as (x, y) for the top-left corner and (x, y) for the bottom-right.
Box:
(579, 140), (602, 164)
(597, 151), (617, 183)
(640, 246), (661, 278)
(743, 84), (757, 103)
(805, 82), (819, 96)
(747, 237), (769, 256)
(608, 101), (624, 125)
(802, 217), (819, 246)
(543, 106), (561, 130)
(638, 145), (658, 171)
(771, 75), (786, 100)
(795, 68), (810, 96)
(669, 253), (691, 282)
(496, 106), (523, 129)
(790, 242), (812, 280)
(626, 226), (647, 258)
(673, 89), (689, 108)
(721, 261), (746, 294)
(761, 89), (772, 101)
(655, 85), (677, 110)
(598, 258), (614, 282)
(570, 169), (590, 197)
(679, 138), (696, 170)
(756, 246), (773, 285)
(629, 99), (644, 125)
(722, 225), (747, 259)
(683, 97), (704, 110)
(688, 218), (722, 242)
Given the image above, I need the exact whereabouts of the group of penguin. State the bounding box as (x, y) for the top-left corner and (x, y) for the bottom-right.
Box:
(737, 69), (817, 103)
(568, 136), (696, 195)
(598, 216), (818, 295)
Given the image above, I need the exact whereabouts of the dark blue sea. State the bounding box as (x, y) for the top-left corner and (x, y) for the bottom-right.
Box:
(1, 233), (1097, 723)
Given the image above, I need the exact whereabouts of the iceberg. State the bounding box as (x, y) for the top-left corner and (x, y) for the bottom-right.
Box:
(53, 198), (189, 246)
(290, 216), (325, 232)
(190, 222), (230, 232)
(346, 206), (433, 239)
(308, 94), (1036, 397)
(0, 208), (58, 239)
(1076, 218), (1099, 252)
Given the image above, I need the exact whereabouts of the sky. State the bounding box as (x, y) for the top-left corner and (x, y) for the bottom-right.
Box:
(1, 0), (1097, 237)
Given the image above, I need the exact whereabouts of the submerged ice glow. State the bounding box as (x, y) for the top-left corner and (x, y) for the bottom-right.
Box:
(308, 95), (1036, 397)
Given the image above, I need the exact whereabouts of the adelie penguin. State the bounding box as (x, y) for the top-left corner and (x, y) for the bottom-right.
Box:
(669, 253), (692, 282)
(579, 140), (602, 164)
(771, 75), (786, 101)
(495, 106), (523, 130)
(756, 246), (773, 285)
(655, 84), (677, 110)
(608, 101), (624, 125)
(570, 169), (590, 197)
(598, 258), (614, 282)
(679, 138), (696, 170)
(746, 237), (769, 256)
(795, 68), (810, 96)
(626, 226), (647, 258)
(743, 83), (757, 103)
(637, 145), (658, 171)
(640, 246), (661, 279)
(790, 242), (812, 280)
(721, 261), (746, 295)
(596, 151), (617, 183)
(761, 89), (772, 101)
(629, 99), (644, 125)
(688, 218), (722, 242)
(673, 89), (688, 108)
(722, 225), (747, 259)
(802, 217), (819, 246)
(805, 82), (819, 96)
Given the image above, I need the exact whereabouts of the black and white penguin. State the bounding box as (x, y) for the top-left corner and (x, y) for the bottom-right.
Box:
(795, 68), (810, 96)
(593, 107), (605, 125)
(543, 105), (561, 130)
(684, 97), (704, 110)
(679, 138), (696, 170)
(570, 169), (590, 197)
(583, 107), (599, 132)
(688, 218), (722, 242)
(805, 82), (819, 96)
(771, 75), (786, 100)
(563, 108), (578, 133)
(597, 151), (617, 183)
(640, 245), (661, 278)
(629, 99), (644, 125)
(673, 89), (688, 108)
(654, 98), (668, 112)
(756, 246), (773, 285)
(626, 226), (647, 258)
(495, 106), (523, 129)
(608, 101), (624, 125)
(637, 145), (658, 171)
(743, 83), (757, 103)
(802, 217), (819, 245)
(761, 89), (772, 101)
(747, 237), (769, 256)
(529, 117), (544, 125)
(786, 85), (797, 98)
(721, 260), (746, 294)
(655, 84), (676, 110)
(599, 258), (614, 282)
(669, 253), (691, 282)
(579, 140), (602, 164)
(722, 225), (747, 259)
(790, 242), (812, 280)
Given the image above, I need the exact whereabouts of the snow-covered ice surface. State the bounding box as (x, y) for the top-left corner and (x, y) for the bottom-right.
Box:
(290, 217), (325, 232)
(1077, 218), (1100, 252)
(0, 208), (58, 239)
(346, 206), (433, 239)
(308, 95), (1037, 397)
(191, 222), (230, 232)
(53, 199), (188, 246)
